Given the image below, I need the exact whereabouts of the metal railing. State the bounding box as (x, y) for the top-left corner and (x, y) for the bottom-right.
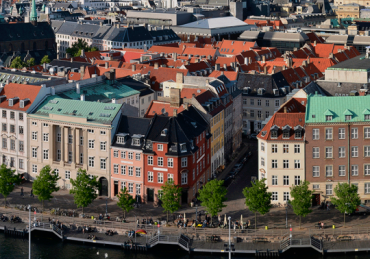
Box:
(30, 222), (63, 238)
(280, 236), (323, 252)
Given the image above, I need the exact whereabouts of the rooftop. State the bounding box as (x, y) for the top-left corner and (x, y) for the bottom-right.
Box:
(180, 17), (248, 29)
(327, 54), (370, 72)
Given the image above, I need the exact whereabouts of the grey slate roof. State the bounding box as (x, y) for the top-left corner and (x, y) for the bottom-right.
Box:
(0, 22), (55, 42)
(315, 81), (369, 96)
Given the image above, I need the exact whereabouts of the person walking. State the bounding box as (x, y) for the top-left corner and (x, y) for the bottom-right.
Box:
(20, 187), (24, 197)
(326, 202), (330, 211)
(321, 222), (324, 229)
(30, 189), (34, 197)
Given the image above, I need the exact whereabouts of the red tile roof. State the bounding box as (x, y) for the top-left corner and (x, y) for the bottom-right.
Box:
(183, 61), (211, 74)
(93, 60), (122, 68)
(148, 46), (184, 55)
(182, 47), (218, 58)
(208, 71), (238, 81)
(306, 32), (325, 44)
(68, 71), (81, 81)
(145, 101), (186, 118)
(281, 68), (304, 89)
(0, 83), (42, 111)
(217, 39), (257, 55)
(181, 88), (207, 99)
(278, 97), (306, 113)
(140, 66), (189, 91)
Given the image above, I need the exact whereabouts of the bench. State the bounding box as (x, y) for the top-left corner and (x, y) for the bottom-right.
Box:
(338, 236), (352, 241)
(253, 237), (268, 243)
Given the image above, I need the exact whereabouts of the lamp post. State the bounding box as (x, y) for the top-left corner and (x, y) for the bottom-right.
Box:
(105, 198), (108, 215)
(285, 202), (288, 229)
(28, 205), (31, 259)
(228, 216), (231, 259)
(195, 205), (198, 224)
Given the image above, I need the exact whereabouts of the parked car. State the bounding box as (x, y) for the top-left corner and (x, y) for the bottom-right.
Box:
(233, 163), (243, 172)
(346, 205), (370, 216)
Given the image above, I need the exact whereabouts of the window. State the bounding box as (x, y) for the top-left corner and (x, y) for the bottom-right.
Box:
(294, 144), (300, 154)
(313, 166), (320, 177)
(148, 172), (153, 182)
(271, 131), (277, 138)
(100, 142), (106, 151)
(19, 113), (23, 121)
(88, 129), (94, 134)
(88, 157), (94, 167)
(365, 183), (370, 194)
(181, 173), (188, 184)
(100, 130), (106, 135)
(148, 156), (153, 165)
(158, 157), (163, 166)
(345, 115), (352, 121)
(265, 100), (269, 106)
(43, 133), (49, 142)
(266, 111), (270, 118)
(135, 153), (141, 161)
(250, 99), (254, 105)
(351, 146), (358, 157)
(68, 151), (72, 162)
(113, 150), (118, 158)
(168, 174), (174, 182)
(313, 129), (319, 140)
(113, 164), (119, 174)
(88, 140), (94, 149)
(365, 165), (370, 175)
(2, 123), (6, 132)
(257, 99), (261, 106)
(271, 144), (277, 153)
(339, 165), (345, 176)
(121, 165), (126, 175)
(32, 132), (37, 140)
(10, 111), (14, 119)
(158, 173), (163, 183)
(128, 152), (133, 160)
(283, 160), (289, 169)
(19, 141), (24, 152)
(181, 157), (188, 167)
(80, 136), (83, 146)
(257, 111), (262, 118)
(326, 185), (333, 195)
(1, 138), (6, 149)
(168, 158), (173, 167)
(272, 175), (277, 185)
(250, 110), (254, 118)
(19, 126), (24, 135)
(157, 144), (163, 151)
(121, 151), (126, 159)
(272, 159), (277, 168)
(57, 150), (61, 160)
(326, 115), (332, 121)
(275, 100), (280, 107)
(325, 147), (333, 158)
(313, 184), (320, 190)
(32, 147), (37, 158)
(2, 110), (5, 118)
(135, 167), (141, 177)
(283, 144), (289, 153)
(338, 147), (345, 158)
(283, 131), (289, 139)
(366, 115), (370, 120)
(261, 157), (265, 166)
(283, 175), (289, 185)
(272, 192), (278, 201)
(294, 176), (301, 185)
(325, 128), (332, 140)
(365, 146), (370, 157)
(57, 133), (61, 142)
(295, 131), (301, 139)
(65, 171), (70, 180)
(261, 142), (265, 151)
(313, 147), (319, 158)
(365, 128), (370, 139)
(80, 153), (83, 164)
(32, 164), (37, 174)
(352, 165), (359, 176)
(339, 128), (345, 139)
(283, 192), (289, 201)
(128, 183), (133, 193)
(294, 160), (300, 169)
(19, 159), (24, 169)
(43, 123), (48, 127)
(10, 139), (15, 150)
(351, 128), (358, 139)
(326, 165), (333, 177)
(128, 166), (133, 176)
(68, 134), (73, 144)
(43, 149), (49, 160)
(10, 125), (14, 133)
(100, 158), (106, 170)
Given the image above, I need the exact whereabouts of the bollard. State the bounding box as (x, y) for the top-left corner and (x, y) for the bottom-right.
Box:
(265, 226), (268, 230)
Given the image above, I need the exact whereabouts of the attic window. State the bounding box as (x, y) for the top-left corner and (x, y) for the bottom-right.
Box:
(283, 130), (290, 139)
(326, 115), (332, 121)
(180, 143), (187, 153)
(57, 108), (62, 112)
(295, 130), (302, 139)
(117, 136), (125, 144)
(99, 113), (111, 117)
(132, 138), (140, 146)
(161, 128), (168, 136)
(89, 112), (94, 116)
(345, 115), (352, 121)
(365, 115), (370, 120)
(271, 130), (278, 139)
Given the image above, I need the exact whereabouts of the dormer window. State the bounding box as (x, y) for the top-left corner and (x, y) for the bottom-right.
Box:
(146, 140), (153, 150)
(295, 130), (302, 139)
(132, 138), (140, 146)
(117, 136), (125, 144)
(161, 129), (168, 136)
(326, 115), (332, 121)
(283, 130), (290, 139)
(345, 115), (352, 121)
(180, 143), (187, 153)
(190, 140), (194, 149)
(365, 115), (370, 120)
(271, 131), (278, 139)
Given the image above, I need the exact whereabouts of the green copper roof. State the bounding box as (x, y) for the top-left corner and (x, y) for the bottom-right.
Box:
(306, 94), (370, 123)
(57, 81), (140, 102)
(32, 96), (122, 125)
(30, 0), (37, 21)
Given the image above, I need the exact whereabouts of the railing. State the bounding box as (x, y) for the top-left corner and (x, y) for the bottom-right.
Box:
(280, 237), (323, 253)
(147, 234), (190, 251)
(30, 222), (63, 238)
(311, 236), (322, 251)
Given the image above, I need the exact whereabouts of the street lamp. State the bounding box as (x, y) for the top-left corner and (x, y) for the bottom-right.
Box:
(195, 205), (198, 224)
(105, 198), (108, 215)
(28, 205), (31, 259)
(228, 216), (232, 259)
(285, 202), (288, 229)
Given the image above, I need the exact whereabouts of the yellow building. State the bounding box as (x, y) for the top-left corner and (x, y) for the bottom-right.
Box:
(336, 3), (363, 18)
(210, 110), (225, 174)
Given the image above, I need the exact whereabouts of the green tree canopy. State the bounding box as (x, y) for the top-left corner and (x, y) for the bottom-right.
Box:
(290, 181), (313, 228)
(32, 165), (60, 213)
(160, 180), (182, 223)
(10, 57), (25, 69)
(66, 39), (98, 57)
(0, 164), (21, 207)
(198, 179), (227, 224)
(25, 58), (35, 67)
(69, 169), (100, 214)
(40, 55), (50, 64)
(116, 187), (135, 219)
(331, 183), (361, 227)
(242, 178), (272, 229)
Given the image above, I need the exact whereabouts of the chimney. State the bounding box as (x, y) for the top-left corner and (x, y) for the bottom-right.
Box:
(173, 53), (177, 61)
(81, 49), (85, 57)
(284, 107), (287, 113)
(170, 88), (181, 107)
(51, 87), (55, 95)
(302, 60), (307, 67)
(43, 63), (47, 72)
(272, 66), (276, 74)
(80, 94), (85, 101)
(80, 66), (85, 80)
(105, 62), (109, 69)
(173, 109), (177, 117)
(132, 64), (136, 71)
(287, 58), (292, 68)
(329, 53), (334, 59)
(236, 67), (239, 73)
(314, 40), (317, 46)
(100, 21), (103, 26)
(262, 55), (266, 63)
(154, 62), (159, 69)
(116, 23), (120, 29)
(176, 72), (184, 83)
(223, 64), (227, 70)
(110, 68), (116, 81)
(264, 66), (267, 74)
(206, 79), (209, 85)
(307, 57), (310, 64)
(283, 65), (286, 70)
(112, 98), (116, 104)
(215, 64), (220, 71)
(76, 83), (80, 94)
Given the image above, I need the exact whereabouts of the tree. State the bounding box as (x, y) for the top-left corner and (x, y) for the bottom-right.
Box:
(290, 181), (313, 228)
(40, 55), (50, 64)
(10, 57), (25, 69)
(67, 39), (100, 57)
(198, 179), (227, 225)
(25, 58), (35, 68)
(32, 165), (60, 214)
(331, 183), (361, 227)
(0, 164), (21, 207)
(243, 178), (272, 229)
(69, 169), (100, 214)
(160, 180), (182, 223)
(116, 187), (135, 219)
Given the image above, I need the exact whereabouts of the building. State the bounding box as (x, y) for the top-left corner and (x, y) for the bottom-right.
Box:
(28, 96), (122, 196)
(110, 116), (152, 200)
(257, 97), (306, 204)
(336, 3), (363, 18)
(142, 106), (210, 204)
(305, 94), (370, 204)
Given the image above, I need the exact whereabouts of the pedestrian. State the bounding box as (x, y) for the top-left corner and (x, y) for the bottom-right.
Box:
(248, 220), (250, 229)
(318, 221), (321, 229)
(20, 187), (24, 197)
(326, 202), (330, 211)
(218, 214), (221, 223)
(321, 222), (324, 229)
(30, 189), (34, 197)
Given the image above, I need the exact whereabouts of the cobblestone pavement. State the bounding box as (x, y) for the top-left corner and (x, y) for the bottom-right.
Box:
(2, 139), (370, 231)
